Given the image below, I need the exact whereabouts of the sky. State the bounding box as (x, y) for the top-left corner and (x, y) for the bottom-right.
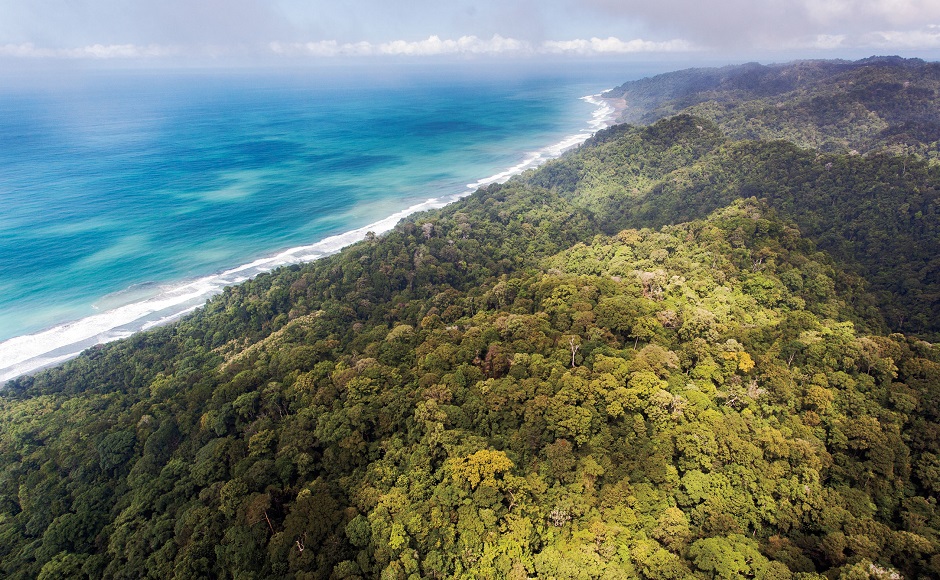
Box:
(0, 0), (939, 66)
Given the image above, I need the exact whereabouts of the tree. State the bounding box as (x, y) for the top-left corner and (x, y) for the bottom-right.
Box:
(688, 535), (770, 579)
(450, 450), (514, 490)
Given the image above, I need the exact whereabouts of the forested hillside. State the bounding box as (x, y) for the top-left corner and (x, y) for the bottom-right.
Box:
(533, 115), (940, 339)
(606, 56), (940, 158)
(2, 58), (940, 579)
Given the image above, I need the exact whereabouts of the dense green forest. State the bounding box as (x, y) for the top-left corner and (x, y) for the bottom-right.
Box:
(606, 56), (940, 159)
(1, 57), (940, 579)
(532, 114), (940, 339)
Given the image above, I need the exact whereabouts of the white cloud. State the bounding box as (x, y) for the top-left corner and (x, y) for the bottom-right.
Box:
(582, 0), (940, 51)
(783, 25), (940, 50)
(808, 34), (848, 49)
(0, 43), (49, 58)
(10, 25), (940, 62)
(0, 42), (178, 59)
(378, 35), (529, 55)
(2, 1), (940, 63)
(66, 44), (178, 58)
(3, 33), (700, 60)
(541, 36), (696, 54)
(270, 35), (532, 57)
(269, 34), (700, 57)
(863, 27), (940, 48)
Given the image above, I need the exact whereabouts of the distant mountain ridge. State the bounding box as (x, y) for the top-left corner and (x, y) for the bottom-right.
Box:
(606, 56), (940, 157)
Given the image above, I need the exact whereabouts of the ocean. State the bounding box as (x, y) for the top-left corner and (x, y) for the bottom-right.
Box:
(0, 62), (643, 382)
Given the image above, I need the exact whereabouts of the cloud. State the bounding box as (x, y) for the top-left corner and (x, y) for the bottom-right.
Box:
(0, 0), (290, 48)
(803, 0), (940, 29)
(0, 42), (178, 59)
(806, 34), (849, 50)
(271, 34), (698, 57)
(379, 34), (529, 55)
(779, 24), (940, 51)
(3, 33), (698, 61)
(270, 35), (533, 57)
(2, 0), (939, 63)
(67, 44), (179, 58)
(862, 27), (940, 49)
(541, 37), (696, 54)
(581, 0), (940, 50)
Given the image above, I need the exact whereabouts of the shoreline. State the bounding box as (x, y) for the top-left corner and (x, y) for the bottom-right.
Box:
(0, 91), (623, 385)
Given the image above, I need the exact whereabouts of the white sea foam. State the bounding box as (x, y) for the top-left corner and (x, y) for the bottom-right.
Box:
(467, 92), (616, 191)
(0, 91), (619, 384)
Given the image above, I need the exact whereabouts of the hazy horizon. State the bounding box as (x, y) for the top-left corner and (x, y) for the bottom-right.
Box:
(2, 1), (939, 69)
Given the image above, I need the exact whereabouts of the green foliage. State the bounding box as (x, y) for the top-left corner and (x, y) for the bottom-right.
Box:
(607, 56), (940, 158)
(1, 57), (940, 579)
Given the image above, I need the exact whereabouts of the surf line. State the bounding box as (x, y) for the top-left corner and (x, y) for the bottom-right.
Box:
(0, 91), (620, 384)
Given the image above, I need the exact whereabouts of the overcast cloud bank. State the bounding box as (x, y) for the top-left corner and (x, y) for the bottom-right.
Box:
(267, 35), (697, 58)
(6, 32), (939, 62)
(0, 1), (938, 62)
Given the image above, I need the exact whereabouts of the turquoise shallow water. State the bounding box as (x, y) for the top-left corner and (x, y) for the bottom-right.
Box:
(0, 63), (637, 380)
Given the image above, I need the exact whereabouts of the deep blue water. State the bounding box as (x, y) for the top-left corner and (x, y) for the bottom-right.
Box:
(0, 63), (638, 379)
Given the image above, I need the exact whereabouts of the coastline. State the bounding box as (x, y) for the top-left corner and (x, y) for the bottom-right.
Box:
(0, 91), (622, 384)
(602, 96), (628, 124)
